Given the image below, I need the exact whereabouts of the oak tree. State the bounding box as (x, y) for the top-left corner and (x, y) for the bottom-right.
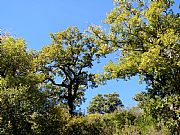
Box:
(38, 27), (99, 114)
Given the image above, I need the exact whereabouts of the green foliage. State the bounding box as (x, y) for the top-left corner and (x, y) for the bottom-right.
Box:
(89, 0), (180, 133)
(113, 109), (136, 129)
(87, 94), (105, 114)
(136, 94), (180, 133)
(0, 80), (47, 135)
(0, 82), (31, 134)
(87, 93), (124, 114)
(38, 27), (100, 114)
(31, 106), (70, 135)
(104, 93), (124, 113)
(0, 35), (48, 134)
(0, 1), (179, 134)
(64, 113), (114, 135)
(64, 108), (170, 135)
(112, 108), (170, 135)
(0, 36), (44, 87)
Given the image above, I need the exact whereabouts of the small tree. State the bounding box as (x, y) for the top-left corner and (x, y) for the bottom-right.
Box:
(87, 93), (124, 114)
(87, 94), (105, 114)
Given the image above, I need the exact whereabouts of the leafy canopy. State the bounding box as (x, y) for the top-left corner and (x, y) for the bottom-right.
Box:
(0, 35), (47, 134)
(89, 0), (180, 132)
(87, 93), (124, 114)
(38, 27), (100, 114)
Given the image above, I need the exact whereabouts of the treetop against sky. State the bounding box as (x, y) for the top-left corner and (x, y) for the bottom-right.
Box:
(0, 0), (179, 110)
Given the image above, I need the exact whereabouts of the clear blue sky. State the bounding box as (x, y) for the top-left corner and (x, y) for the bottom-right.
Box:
(1, 0), (179, 111)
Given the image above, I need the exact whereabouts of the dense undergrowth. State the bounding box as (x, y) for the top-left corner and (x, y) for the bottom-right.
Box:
(30, 106), (172, 135)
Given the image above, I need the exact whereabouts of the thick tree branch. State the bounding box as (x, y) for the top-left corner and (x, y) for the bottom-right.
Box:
(45, 77), (68, 88)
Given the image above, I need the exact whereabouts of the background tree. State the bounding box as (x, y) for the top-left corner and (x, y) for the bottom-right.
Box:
(104, 93), (124, 113)
(87, 93), (124, 114)
(38, 27), (99, 114)
(87, 94), (105, 114)
(89, 0), (180, 133)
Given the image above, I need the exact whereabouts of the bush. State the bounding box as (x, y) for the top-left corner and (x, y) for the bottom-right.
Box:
(32, 106), (70, 135)
(64, 113), (114, 135)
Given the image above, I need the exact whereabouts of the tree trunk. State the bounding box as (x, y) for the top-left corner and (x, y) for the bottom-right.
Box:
(67, 98), (74, 115)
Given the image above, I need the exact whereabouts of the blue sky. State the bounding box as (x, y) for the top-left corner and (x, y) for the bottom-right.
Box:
(1, 0), (179, 111)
